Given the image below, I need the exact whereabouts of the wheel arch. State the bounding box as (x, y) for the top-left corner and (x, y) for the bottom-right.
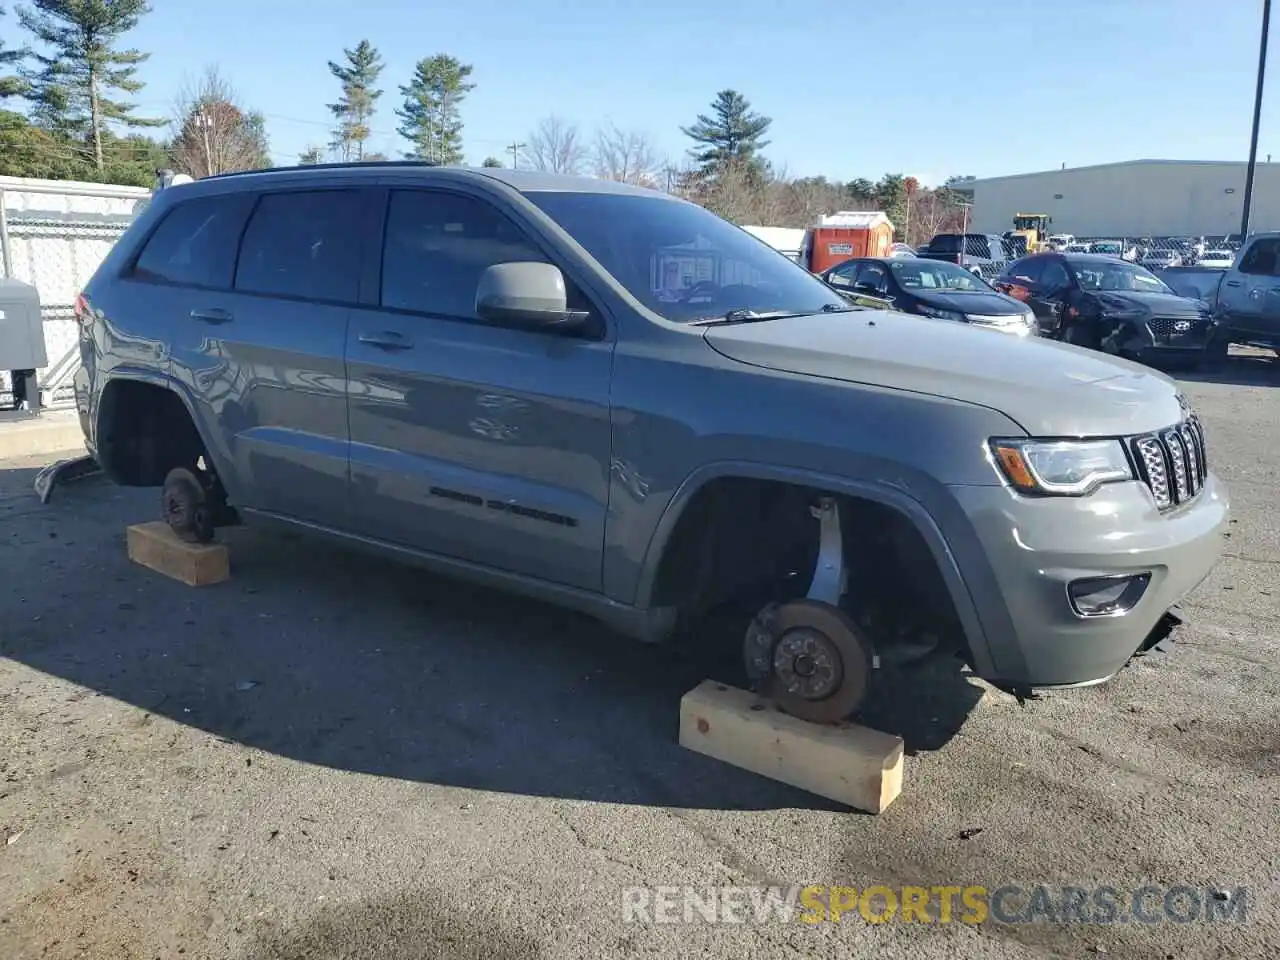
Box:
(634, 460), (1001, 677)
(94, 370), (230, 488)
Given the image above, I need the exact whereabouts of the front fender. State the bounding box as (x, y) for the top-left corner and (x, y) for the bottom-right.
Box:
(632, 460), (1013, 679)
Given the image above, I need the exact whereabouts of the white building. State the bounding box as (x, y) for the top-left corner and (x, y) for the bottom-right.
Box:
(961, 160), (1280, 238)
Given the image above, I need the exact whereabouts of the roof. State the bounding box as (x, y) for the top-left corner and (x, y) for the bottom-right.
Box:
(816, 210), (893, 229)
(964, 158), (1268, 187)
(1057, 253), (1134, 263)
(740, 225), (806, 249)
(195, 161), (665, 197)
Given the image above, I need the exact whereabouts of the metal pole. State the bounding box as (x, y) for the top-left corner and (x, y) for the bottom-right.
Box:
(0, 190), (12, 279)
(1241, 0), (1271, 239)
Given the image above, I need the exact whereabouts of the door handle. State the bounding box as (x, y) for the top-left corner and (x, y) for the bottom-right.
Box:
(1225, 280), (1244, 287)
(358, 330), (413, 350)
(190, 308), (232, 324)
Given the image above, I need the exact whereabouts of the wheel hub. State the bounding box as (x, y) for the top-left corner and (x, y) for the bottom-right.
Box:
(743, 598), (874, 724)
(773, 627), (843, 701)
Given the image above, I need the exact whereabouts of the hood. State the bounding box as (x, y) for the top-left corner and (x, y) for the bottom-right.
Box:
(912, 289), (1026, 315)
(702, 310), (1186, 437)
(1089, 290), (1205, 317)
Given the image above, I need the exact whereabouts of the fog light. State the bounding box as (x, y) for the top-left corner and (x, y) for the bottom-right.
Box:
(1067, 573), (1151, 618)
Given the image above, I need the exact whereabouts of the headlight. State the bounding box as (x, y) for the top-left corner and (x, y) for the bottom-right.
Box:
(919, 305), (964, 322)
(989, 438), (1133, 495)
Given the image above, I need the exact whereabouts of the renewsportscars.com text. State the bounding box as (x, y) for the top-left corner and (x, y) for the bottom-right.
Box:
(621, 884), (1248, 925)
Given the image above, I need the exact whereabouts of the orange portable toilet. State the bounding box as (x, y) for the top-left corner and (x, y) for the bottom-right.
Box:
(805, 211), (895, 273)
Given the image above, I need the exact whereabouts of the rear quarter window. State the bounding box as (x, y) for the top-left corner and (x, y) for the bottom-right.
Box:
(131, 194), (254, 289)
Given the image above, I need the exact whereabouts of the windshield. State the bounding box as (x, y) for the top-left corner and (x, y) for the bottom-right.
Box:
(1068, 259), (1173, 294)
(889, 259), (992, 292)
(1089, 242), (1121, 254)
(524, 191), (845, 323)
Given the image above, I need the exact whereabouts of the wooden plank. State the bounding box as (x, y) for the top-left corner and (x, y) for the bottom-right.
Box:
(679, 680), (904, 814)
(126, 521), (229, 587)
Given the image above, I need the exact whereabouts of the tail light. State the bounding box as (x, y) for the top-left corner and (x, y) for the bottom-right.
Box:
(74, 292), (89, 326)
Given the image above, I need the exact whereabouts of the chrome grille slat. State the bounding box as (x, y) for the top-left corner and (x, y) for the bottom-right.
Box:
(1130, 415), (1209, 512)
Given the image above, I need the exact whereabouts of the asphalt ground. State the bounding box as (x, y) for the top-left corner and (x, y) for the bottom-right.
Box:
(0, 350), (1277, 960)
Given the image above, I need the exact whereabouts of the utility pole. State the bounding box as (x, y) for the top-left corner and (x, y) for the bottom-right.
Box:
(1241, 0), (1272, 239)
(508, 141), (525, 169)
(195, 111), (215, 177)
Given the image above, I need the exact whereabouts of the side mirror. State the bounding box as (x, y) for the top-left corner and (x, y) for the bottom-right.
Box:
(475, 261), (589, 331)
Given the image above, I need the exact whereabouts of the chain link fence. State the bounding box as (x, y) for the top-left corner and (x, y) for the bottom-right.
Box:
(0, 175), (148, 409)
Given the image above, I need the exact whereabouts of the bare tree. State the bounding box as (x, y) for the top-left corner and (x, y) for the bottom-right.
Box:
(170, 66), (269, 177)
(910, 188), (964, 246)
(526, 115), (587, 175)
(594, 121), (659, 186)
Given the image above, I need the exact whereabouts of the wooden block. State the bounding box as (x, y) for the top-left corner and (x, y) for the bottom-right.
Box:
(126, 521), (229, 587)
(679, 680), (904, 814)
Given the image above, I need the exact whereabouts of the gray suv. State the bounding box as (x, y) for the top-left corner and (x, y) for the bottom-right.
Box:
(74, 163), (1229, 722)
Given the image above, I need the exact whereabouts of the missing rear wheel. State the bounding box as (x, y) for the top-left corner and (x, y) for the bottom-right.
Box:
(161, 467), (215, 544)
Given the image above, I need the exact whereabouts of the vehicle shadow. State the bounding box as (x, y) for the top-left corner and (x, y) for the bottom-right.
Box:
(1173, 349), (1277, 388)
(0, 464), (984, 812)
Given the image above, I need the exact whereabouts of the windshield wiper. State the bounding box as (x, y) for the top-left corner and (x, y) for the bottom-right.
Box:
(688, 304), (855, 326)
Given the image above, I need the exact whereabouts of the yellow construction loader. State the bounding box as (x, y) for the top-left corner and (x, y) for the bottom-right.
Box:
(1011, 213), (1052, 254)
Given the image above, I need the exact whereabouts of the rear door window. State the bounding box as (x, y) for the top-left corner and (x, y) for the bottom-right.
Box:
(826, 260), (861, 287)
(1005, 257), (1044, 285)
(131, 194), (254, 290)
(857, 263), (889, 292)
(233, 190), (366, 303)
(1040, 259), (1071, 290)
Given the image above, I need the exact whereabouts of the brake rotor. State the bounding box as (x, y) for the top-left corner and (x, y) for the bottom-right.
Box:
(161, 467), (214, 544)
(745, 599), (873, 724)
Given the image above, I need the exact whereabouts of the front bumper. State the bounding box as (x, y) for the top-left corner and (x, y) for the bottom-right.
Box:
(948, 474), (1229, 687)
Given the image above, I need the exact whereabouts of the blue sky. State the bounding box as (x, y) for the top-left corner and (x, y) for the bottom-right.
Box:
(35, 0), (1280, 183)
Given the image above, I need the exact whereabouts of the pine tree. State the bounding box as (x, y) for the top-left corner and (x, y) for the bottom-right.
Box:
(297, 145), (324, 165)
(395, 54), (474, 166)
(681, 90), (771, 178)
(327, 39), (383, 162)
(481, 155), (502, 168)
(18, 0), (162, 172)
(1, 5), (28, 99)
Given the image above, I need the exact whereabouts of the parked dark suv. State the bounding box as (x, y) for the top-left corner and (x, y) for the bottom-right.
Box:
(72, 163), (1227, 720)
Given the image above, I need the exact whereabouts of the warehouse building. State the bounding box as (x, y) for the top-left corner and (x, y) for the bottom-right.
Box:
(959, 159), (1280, 238)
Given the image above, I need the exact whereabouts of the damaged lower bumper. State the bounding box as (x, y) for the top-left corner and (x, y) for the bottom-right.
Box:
(984, 605), (1189, 703)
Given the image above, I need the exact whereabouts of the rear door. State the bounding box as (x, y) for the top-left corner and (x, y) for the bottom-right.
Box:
(344, 186), (615, 591)
(168, 187), (377, 523)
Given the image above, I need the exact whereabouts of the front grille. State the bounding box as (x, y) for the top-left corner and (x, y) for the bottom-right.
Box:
(1130, 417), (1209, 511)
(1148, 313), (1208, 342)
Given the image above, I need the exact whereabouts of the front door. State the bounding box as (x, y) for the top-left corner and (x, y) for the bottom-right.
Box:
(344, 187), (614, 592)
(1223, 237), (1280, 340)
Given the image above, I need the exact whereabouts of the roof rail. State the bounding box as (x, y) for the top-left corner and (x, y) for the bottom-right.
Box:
(200, 160), (446, 182)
